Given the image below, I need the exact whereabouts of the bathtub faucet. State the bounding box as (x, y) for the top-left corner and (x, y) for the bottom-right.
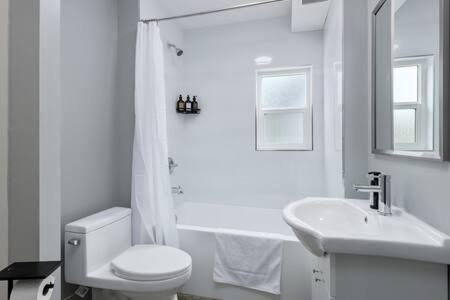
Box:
(172, 185), (184, 195)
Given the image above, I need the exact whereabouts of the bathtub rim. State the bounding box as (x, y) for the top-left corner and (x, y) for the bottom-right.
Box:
(176, 224), (299, 242)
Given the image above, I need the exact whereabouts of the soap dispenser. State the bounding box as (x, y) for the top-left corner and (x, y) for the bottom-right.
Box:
(176, 95), (185, 113)
(185, 95), (192, 113)
(192, 96), (199, 113)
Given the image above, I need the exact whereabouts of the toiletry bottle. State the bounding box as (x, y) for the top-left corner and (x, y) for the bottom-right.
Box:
(176, 95), (185, 113)
(192, 96), (199, 113)
(185, 95), (192, 113)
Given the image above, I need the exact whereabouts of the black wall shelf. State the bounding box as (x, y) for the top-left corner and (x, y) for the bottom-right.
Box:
(0, 261), (61, 299)
(177, 109), (201, 115)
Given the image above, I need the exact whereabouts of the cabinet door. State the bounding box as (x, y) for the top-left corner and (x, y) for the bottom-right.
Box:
(312, 275), (333, 300)
(312, 256), (335, 300)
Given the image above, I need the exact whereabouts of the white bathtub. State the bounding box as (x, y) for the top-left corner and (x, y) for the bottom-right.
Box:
(176, 202), (313, 300)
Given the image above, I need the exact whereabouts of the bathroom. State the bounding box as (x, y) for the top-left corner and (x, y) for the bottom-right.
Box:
(0, 0), (450, 300)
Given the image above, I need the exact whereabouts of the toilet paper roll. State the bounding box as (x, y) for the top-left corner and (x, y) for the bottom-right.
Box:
(10, 275), (56, 300)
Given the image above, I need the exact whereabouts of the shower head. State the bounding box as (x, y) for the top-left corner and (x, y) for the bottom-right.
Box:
(168, 43), (184, 56)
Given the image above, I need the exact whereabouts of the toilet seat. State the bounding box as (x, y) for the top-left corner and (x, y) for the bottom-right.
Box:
(111, 245), (192, 282)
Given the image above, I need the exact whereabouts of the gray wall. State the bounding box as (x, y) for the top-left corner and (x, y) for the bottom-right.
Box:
(0, 0), (8, 298)
(9, 0), (62, 298)
(9, 0), (40, 263)
(61, 0), (137, 297)
(342, 0), (369, 199)
(367, 0), (450, 236)
(116, 0), (138, 202)
(40, 0), (62, 298)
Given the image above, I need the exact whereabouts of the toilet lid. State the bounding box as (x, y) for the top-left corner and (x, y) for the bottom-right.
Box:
(111, 245), (192, 281)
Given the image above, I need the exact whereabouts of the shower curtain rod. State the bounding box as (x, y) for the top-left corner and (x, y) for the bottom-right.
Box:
(140, 0), (289, 23)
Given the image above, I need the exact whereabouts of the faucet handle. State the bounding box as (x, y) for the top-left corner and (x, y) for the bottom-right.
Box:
(367, 171), (382, 180)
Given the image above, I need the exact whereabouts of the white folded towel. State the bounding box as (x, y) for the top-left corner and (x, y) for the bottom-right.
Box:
(213, 228), (283, 295)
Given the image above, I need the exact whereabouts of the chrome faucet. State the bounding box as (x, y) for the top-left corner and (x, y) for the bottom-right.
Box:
(354, 172), (392, 216)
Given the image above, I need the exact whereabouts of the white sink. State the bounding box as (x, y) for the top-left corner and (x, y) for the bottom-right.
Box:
(283, 197), (450, 264)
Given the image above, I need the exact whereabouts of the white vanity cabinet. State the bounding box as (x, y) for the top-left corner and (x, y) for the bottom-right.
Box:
(311, 254), (447, 300)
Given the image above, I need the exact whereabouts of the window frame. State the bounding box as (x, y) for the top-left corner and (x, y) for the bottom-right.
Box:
(256, 66), (313, 151)
(393, 56), (434, 150)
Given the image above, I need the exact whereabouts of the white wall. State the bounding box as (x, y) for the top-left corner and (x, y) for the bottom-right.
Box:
(0, 0), (8, 298)
(61, 0), (138, 297)
(139, 0), (185, 51)
(167, 17), (326, 209)
(367, 0), (450, 236)
(323, 0), (345, 197)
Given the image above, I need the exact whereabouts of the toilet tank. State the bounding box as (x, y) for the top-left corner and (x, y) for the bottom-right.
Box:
(65, 207), (132, 286)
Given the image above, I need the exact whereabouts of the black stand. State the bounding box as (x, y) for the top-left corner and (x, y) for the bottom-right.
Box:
(0, 261), (61, 300)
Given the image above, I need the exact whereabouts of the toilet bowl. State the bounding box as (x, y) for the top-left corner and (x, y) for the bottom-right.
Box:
(64, 207), (191, 300)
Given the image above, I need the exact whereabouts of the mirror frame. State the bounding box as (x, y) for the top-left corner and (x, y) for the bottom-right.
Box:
(371, 0), (450, 161)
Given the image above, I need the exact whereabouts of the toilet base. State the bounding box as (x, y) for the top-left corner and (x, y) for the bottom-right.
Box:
(93, 288), (178, 300)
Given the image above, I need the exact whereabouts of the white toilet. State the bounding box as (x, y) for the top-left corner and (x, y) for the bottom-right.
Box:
(64, 207), (192, 300)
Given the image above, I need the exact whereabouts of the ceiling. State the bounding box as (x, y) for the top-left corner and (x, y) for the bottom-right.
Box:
(156, 0), (330, 32)
(291, 0), (330, 32)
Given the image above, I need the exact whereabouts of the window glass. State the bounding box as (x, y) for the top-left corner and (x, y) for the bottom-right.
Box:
(394, 109), (416, 144)
(263, 112), (304, 145)
(261, 74), (307, 109)
(393, 65), (419, 103)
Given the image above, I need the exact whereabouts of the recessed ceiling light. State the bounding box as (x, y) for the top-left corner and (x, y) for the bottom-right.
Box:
(254, 56), (273, 65)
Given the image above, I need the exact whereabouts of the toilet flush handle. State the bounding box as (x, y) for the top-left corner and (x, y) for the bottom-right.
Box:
(68, 238), (80, 246)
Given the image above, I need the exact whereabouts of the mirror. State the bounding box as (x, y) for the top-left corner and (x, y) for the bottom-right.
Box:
(372, 0), (449, 160)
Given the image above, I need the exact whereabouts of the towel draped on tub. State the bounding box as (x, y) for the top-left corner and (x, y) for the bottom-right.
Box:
(213, 228), (283, 295)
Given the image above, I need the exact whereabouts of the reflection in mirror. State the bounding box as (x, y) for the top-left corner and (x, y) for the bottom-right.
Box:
(372, 0), (445, 159)
(392, 0), (439, 151)
(374, 0), (393, 150)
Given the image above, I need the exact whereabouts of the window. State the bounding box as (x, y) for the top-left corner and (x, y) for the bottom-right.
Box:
(393, 56), (434, 150)
(256, 67), (313, 151)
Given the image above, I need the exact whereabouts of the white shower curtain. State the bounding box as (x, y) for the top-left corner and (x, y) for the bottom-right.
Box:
(132, 22), (179, 247)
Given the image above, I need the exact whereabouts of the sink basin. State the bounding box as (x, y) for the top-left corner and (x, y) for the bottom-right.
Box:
(283, 197), (450, 264)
